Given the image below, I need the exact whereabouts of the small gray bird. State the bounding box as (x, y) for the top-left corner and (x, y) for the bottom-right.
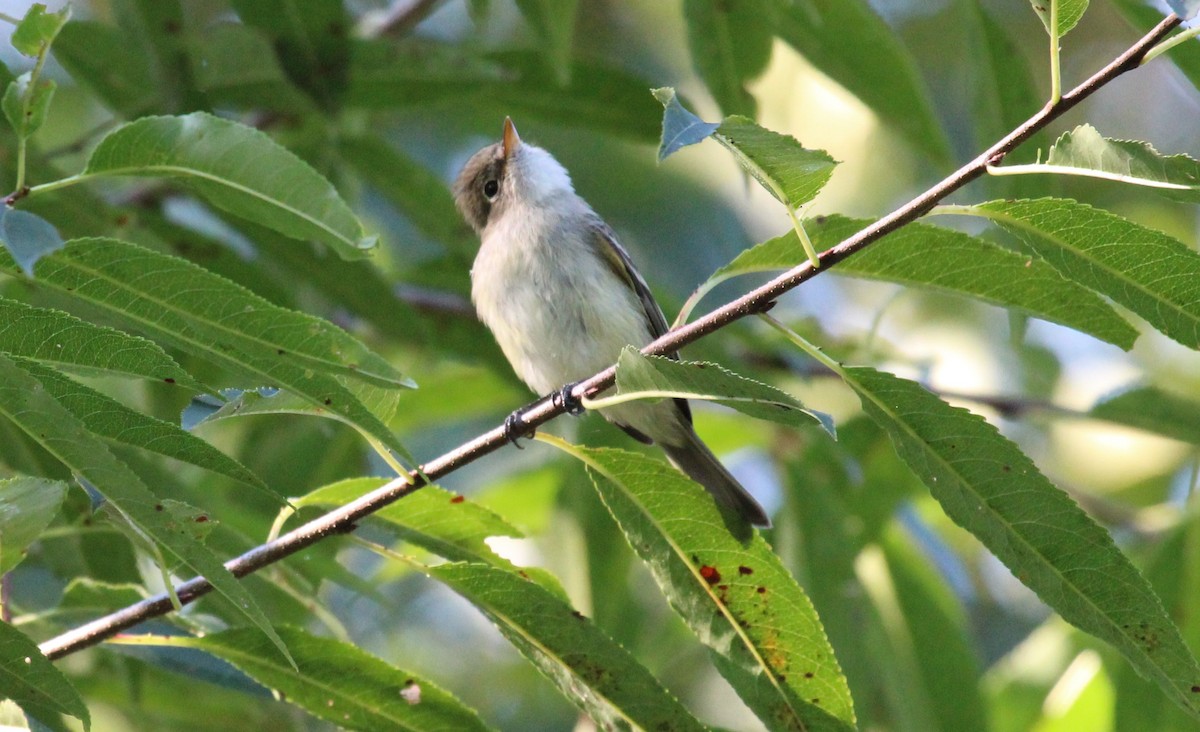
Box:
(453, 118), (770, 528)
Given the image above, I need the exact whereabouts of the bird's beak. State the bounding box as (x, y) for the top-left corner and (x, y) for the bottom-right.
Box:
(502, 117), (521, 159)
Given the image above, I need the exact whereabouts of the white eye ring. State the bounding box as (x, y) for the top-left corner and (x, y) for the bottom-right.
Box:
(483, 179), (499, 200)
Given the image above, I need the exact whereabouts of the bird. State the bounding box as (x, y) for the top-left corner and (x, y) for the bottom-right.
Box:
(452, 117), (771, 529)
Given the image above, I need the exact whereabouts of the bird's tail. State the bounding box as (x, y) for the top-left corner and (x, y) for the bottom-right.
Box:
(661, 429), (771, 529)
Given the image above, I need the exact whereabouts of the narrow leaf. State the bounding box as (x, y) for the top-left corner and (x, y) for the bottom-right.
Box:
(230, 0), (350, 110)
(513, 0), (581, 85)
(0, 208), (64, 276)
(82, 113), (376, 259)
(652, 87), (719, 162)
(1029, 0), (1090, 36)
(0, 238), (411, 459)
(0, 297), (199, 387)
(610, 347), (834, 434)
(975, 198), (1200, 350)
(13, 358), (272, 497)
(165, 627), (491, 731)
(0, 353), (292, 665)
(836, 363), (1200, 719)
(713, 117), (838, 211)
(294, 479), (523, 566)
(430, 562), (708, 731)
(53, 21), (160, 117)
(714, 216), (1137, 349)
(549, 439), (856, 731)
(1090, 386), (1200, 444)
(188, 23), (316, 113)
(0, 476), (66, 575)
(0, 621), (89, 729)
(768, 0), (951, 163)
(683, 0), (773, 118)
(1031, 124), (1200, 200)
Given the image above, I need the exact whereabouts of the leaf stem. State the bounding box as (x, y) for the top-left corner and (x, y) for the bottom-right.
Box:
(986, 162), (1195, 190)
(9, 27), (57, 197)
(758, 313), (843, 376)
(1143, 25), (1200, 66)
(1049, 1), (1063, 104)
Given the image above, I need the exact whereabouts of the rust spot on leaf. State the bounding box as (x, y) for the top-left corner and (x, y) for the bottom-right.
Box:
(699, 565), (721, 585)
(738, 565), (753, 575)
(449, 495), (465, 504)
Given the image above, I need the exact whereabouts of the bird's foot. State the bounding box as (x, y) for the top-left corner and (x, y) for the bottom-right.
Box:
(553, 382), (586, 416)
(503, 410), (536, 448)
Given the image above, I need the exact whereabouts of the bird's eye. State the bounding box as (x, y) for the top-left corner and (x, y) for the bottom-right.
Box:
(483, 179), (499, 200)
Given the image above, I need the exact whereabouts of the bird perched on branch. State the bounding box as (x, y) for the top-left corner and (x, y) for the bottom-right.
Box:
(453, 117), (770, 529)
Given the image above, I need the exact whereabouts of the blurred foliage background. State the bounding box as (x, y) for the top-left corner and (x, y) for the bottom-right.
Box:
(2, 0), (1200, 730)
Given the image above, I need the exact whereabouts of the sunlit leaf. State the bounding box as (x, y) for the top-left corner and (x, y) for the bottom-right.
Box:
(714, 116), (838, 211)
(0, 620), (89, 730)
(161, 627), (490, 731)
(975, 198), (1200, 350)
(0, 476), (66, 575)
(609, 347), (834, 434)
(82, 113), (376, 259)
(429, 562), (708, 731)
(834, 363), (1200, 719)
(548, 439), (856, 731)
(1029, 124), (1200, 200)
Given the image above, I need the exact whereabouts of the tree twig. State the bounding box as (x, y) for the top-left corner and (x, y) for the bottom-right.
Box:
(36, 12), (1183, 662)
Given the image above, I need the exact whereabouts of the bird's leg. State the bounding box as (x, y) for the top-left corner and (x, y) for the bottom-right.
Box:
(553, 382), (586, 416)
(503, 410), (535, 448)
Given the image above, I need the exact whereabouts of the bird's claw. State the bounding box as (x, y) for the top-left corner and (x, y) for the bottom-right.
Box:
(503, 410), (535, 448)
(553, 382), (586, 416)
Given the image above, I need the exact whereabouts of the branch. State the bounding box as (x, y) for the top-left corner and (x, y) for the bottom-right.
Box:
(37, 12), (1183, 661)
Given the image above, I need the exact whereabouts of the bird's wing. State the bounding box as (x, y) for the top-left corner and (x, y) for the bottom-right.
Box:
(586, 217), (693, 425)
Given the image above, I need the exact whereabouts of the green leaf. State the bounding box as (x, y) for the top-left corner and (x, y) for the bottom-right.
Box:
(834, 363), (1200, 720)
(552, 440), (856, 731)
(188, 23), (316, 113)
(714, 116), (838, 211)
(609, 347), (834, 434)
(0, 208), (65, 277)
(81, 113), (376, 259)
(229, 0), (350, 110)
(768, 0), (951, 163)
(0, 353), (292, 665)
(0, 620), (89, 730)
(513, 0), (581, 85)
(346, 45), (660, 141)
(0, 476), (66, 575)
(683, 0), (773, 118)
(110, 0), (200, 112)
(714, 216), (1138, 348)
(294, 479), (523, 566)
(2, 73), (55, 141)
(0, 297), (198, 387)
(429, 562), (708, 731)
(1090, 386), (1200, 444)
(1025, 124), (1200, 200)
(167, 626), (491, 731)
(1029, 0), (1090, 36)
(974, 198), (1200, 350)
(12, 358), (273, 498)
(53, 21), (160, 117)
(337, 135), (474, 255)
(11, 4), (70, 57)
(651, 87), (719, 162)
(0, 238), (412, 458)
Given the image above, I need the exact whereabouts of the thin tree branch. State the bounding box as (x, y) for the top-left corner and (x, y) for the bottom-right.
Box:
(37, 12), (1183, 661)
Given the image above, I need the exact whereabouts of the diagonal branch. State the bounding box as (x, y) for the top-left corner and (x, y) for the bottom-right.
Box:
(37, 12), (1183, 661)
